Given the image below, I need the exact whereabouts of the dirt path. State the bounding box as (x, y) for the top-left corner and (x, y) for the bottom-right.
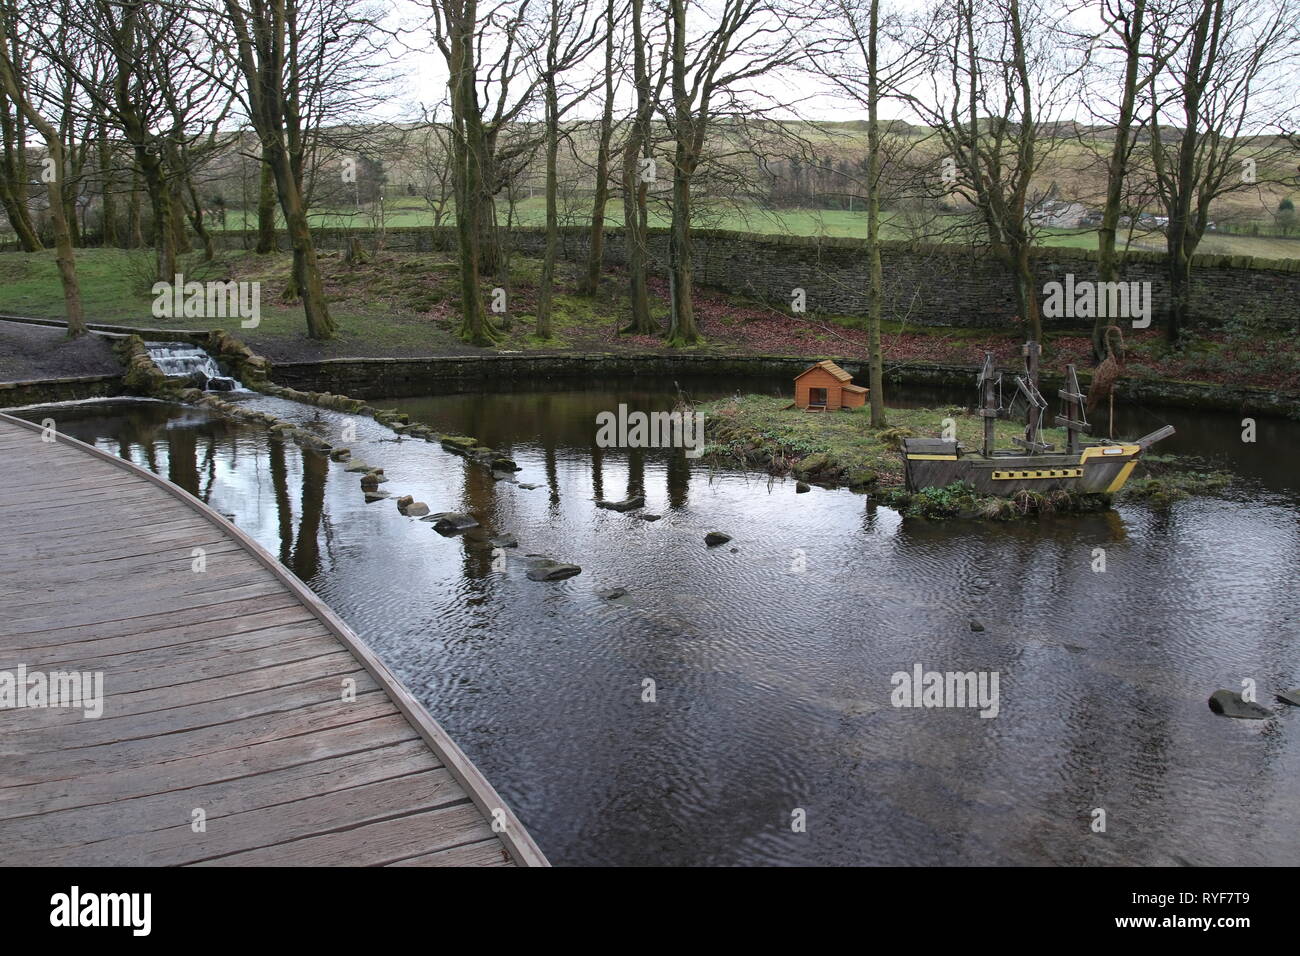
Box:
(0, 320), (123, 382)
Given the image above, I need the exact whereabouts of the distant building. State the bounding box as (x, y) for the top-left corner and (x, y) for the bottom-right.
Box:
(1029, 199), (1091, 229)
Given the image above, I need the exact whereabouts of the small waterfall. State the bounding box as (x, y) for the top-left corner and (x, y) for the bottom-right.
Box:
(145, 342), (241, 391)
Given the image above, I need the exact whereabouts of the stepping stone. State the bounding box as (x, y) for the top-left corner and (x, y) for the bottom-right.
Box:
(396, 495), (414, 509)
(344, 460), (373, 473)
(363, 491), (389, 503)
(704, 531), (731, 546)
(360, 474), (380, 492)
(1275, 688), (1300, 707)
(518, 483), (541, 490)
(969, 618), (985, 632)
(638, 513), (661, 522)
(441, 435), (479, 453)
(525, 560), (582, 582)
(329, 448), (351, 462)
(796, 481), (811, 493)
(596, 496), (645, 512)
(597, 587), (628, 600)
(422, 512), (479, 533)
(1208, 690), (1272, 719)
(401, 502), (430, 517)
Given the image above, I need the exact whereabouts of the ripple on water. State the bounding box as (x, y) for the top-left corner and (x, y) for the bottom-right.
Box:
(27, 390), (1300, 867)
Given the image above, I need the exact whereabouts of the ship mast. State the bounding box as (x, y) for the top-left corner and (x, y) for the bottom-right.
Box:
(978, 353), (997, 457)
(1054, 365), (1089, 454)
(1012, 341), (1052, 454)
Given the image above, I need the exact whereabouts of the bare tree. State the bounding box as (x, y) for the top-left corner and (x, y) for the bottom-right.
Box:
(426, 0), (544, 345)
(580, 0), (620, 295)
(908, 0), (1083, 353)
(532, 0), (601, 339)
(1144, 0), (1297, 344)
(219, 0), (341, 339)
(659, 0), (810, 345)
(0, 0), (84, 334)
(819, 0), (929, 425)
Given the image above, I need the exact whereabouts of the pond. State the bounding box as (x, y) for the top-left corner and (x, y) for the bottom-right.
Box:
(19, 378), (1300, 866)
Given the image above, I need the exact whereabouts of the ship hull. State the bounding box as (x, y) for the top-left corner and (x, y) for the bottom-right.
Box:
(904, 443), (1143, 496)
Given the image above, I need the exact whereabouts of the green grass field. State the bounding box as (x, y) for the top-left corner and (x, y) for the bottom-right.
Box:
(211, 195), (1300, 260)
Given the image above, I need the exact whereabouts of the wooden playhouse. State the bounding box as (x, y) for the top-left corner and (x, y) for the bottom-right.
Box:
(793, 360), (868, 411)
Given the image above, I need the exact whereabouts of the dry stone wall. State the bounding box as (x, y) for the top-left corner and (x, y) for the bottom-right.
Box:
(217, 225), (1300, 330)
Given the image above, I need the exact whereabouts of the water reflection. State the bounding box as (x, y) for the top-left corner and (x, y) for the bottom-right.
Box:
(20, 382), (1300, 867)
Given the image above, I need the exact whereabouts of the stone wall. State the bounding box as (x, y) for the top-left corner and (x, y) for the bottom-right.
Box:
(271, 353), (820, 399)
(216, 225), (1300, 330)
(0, 375), (122, 408)
(271, 353), (1299, 418)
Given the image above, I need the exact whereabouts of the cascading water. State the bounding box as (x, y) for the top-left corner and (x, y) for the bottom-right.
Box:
(145, 342), (241, 391)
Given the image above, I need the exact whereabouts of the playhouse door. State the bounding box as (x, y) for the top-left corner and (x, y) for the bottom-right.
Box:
(809, 388), (828, 407)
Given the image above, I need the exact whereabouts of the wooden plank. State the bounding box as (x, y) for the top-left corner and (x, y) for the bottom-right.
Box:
(0, 412), (545, 866)
(7, 648), (358, 728)
(1, 683), (387, 772)
(1, 592), (307, 647)
(23, 769), (469, 867)
(194, 802), (494, 867)
(0, 739), (439, 856)
(9, 605), (319, 664)
(0, 714), (425, 817)
(389, 839), (515, 867)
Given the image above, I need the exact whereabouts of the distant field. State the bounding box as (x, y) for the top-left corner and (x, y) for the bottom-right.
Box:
(214, 195), (1300, 260)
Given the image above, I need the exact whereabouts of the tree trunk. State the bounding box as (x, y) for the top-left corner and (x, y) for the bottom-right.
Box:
(865, 0), (886, 427)
(448, 1), (500, 347)
(620, 141), (654, 333)
(665, 0), (698, 346)
(666, 153), (697, 345)
(266, 140), (334, 339)
(47, 158), (84, 336)
(0, 179), (40, 249)
(536, 76), (559, 340)
(255, 153), (278, 252)
(98, 124), (118, 247)
(620, 0), (655, 334)
(582, 0), (616, 295)
(0, 41), (81, 334)
(128, 169), (143, 248)
(1014, 244), (1042, 354)
(184, 175), (215, 260)
(1165, 235), (1191, 345)
(1095, 0), (1146, 362)
(0, 93), (41, 250)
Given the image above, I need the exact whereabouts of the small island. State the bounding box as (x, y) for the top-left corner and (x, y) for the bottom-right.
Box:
(699, 394), (1227, 517)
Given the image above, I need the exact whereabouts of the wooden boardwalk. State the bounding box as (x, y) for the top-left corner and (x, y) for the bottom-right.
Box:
(0, 412), (547, 866)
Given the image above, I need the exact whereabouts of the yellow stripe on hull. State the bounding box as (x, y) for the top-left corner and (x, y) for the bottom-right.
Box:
(1104, 460), (1139, 493)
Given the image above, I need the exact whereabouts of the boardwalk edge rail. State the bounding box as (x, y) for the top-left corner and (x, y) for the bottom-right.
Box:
(0, 410), (550, 868)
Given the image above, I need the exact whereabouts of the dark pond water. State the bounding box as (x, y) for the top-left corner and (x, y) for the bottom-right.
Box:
(20, 378), (1300, 866)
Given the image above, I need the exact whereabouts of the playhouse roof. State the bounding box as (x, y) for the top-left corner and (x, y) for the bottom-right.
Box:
(796, 360), (853, 383)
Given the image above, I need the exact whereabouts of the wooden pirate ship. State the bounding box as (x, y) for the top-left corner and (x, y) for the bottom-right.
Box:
(902, 342), (1174, 496)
